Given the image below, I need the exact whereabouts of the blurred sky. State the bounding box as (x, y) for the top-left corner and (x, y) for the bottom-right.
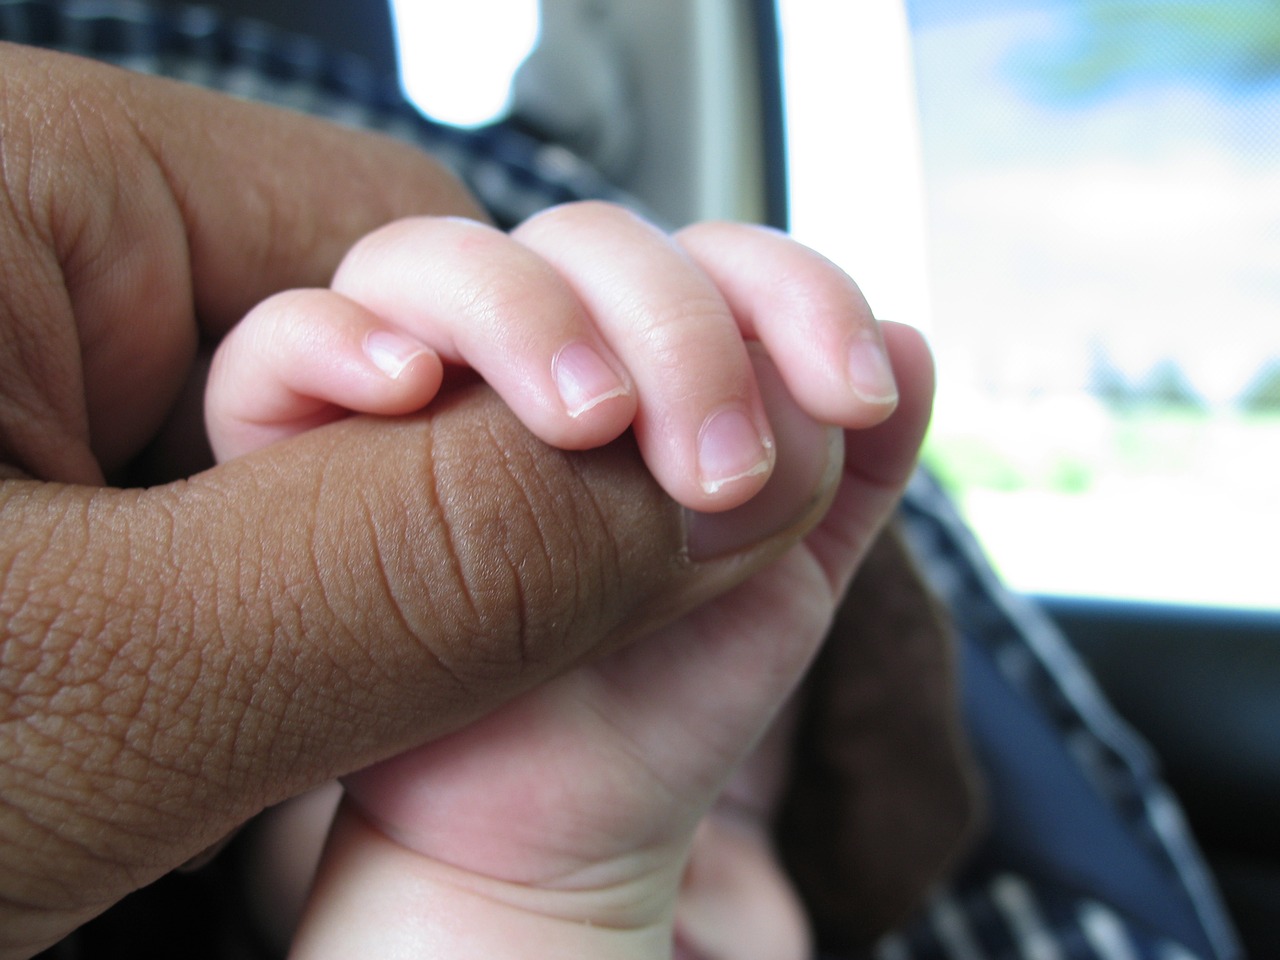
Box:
(908, 0), (1280, 406)
(900, 0), (1280, 607)
(777, 0), (935, 335)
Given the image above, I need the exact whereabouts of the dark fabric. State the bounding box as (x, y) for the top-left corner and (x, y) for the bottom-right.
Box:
(892, 472), (1242, 960)
(778, 527), (982, 951)
(147, 0), (397, 71)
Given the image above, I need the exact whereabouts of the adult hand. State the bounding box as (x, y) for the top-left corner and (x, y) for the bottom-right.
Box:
(0, 46), (840, 958)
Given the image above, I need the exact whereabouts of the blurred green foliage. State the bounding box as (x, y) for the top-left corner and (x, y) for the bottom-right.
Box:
(1010, 0), (1280, 101)
(924, 432), (1097, 495)
(1240, 360), (1280, 411)
(924, 406), (1280, 497)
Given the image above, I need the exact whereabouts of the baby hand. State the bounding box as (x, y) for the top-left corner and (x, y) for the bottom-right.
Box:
(204, 202), (899, 512)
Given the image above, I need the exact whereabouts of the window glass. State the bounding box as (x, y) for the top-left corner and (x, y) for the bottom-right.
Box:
(783, 0), (1280, 610)
(389, 0), (538, 126)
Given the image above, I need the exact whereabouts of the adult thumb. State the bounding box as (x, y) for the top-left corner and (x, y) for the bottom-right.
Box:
(0, 359), (838, 958)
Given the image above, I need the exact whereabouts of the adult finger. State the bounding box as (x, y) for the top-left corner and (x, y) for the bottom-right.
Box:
(0, 44), (486, 479)
(0, 377), (841, 958)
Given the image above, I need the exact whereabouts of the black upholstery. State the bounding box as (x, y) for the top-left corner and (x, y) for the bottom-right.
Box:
(148, 0), (397, 70)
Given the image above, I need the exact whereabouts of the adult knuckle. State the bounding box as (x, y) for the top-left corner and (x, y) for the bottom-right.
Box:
(443, 444), (591, 671)
(373, 410), (625, 689)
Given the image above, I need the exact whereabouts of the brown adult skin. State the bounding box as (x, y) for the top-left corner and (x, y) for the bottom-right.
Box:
(0, 46), (866, 957)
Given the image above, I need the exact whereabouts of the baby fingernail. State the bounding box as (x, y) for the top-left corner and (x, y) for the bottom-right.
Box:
(554, 342), (630, 417)
(848, 330), (899, 406)
(684, 350), (842, 562)
(697, 408), (774, 495)
(365, 330), (430, 379)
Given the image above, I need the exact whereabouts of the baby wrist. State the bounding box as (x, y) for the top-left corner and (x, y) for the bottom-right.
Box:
(291, 805), (681, 960)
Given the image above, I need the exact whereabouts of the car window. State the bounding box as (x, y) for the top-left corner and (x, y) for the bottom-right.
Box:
(395, 0), (1277, 611)
(780, 0), (1280, 611)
